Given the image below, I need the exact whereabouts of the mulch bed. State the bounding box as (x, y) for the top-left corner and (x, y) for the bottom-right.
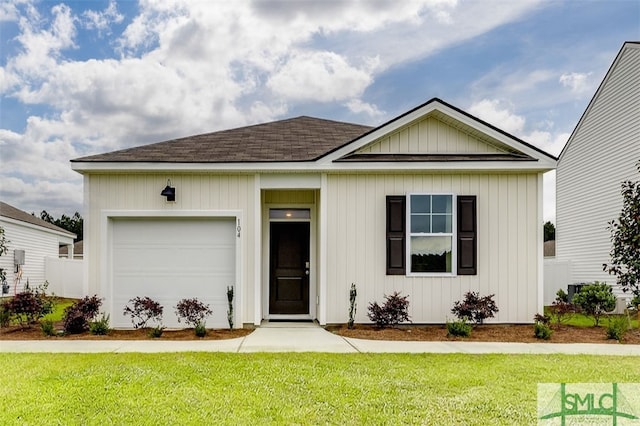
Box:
(328, 323), (640, 344)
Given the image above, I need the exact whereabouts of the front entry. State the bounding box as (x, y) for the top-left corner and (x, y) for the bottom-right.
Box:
(269, 222), (310, 314)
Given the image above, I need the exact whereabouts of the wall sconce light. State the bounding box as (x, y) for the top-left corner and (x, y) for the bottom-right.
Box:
(160, 179), (176, 201)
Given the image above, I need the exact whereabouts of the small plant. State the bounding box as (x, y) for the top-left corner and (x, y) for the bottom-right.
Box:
(63, 295), (102, 334)
(348, 283), (357, 329)
(605, 316), (628, 341)
(572, 282), (616, 326)
(533, 313), (553, 340)
(175, 298), (212, 333)
(547, 289), (575, 326)
(123, 296), (164, 329)
(148, 326), (164, 338)
(226, 286), (234, 330)
(1, 282), (55, 327)
(194, 323), (207, 337)
(40, 319), (56, 336)
(451, 292), (499, 325)
(446, 318), (472, 337)
(367, 292), (410, 329)
(0, 301), (11, 327)
(89, 314), (110, 335)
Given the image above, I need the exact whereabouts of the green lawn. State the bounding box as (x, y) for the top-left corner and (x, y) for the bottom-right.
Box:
(41, 297), (75, 322)
(0, 353), (638, 425)
(544, 307), (639, 328)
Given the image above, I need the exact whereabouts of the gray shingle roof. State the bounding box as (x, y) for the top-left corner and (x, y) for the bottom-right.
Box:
(0, 202), (76, 237)
(73, 116), (373, 163)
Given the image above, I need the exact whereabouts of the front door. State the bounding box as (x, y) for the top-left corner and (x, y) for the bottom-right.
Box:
(269, 222), (310, 314)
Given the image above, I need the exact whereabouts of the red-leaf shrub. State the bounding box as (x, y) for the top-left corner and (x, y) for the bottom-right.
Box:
(123, 296), (164, 329)
(367, 292), (410, 328)
(451, 292), (499, 325)
(63, 295), (102, 334)
(174, 298), (212, 328)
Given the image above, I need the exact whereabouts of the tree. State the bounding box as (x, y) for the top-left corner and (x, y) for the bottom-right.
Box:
(603, 163), (640, 298)
(543, 221), (555, 242)
(39, 210), (83, 242)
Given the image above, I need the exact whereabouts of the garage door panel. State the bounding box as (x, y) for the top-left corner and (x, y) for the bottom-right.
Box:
(111, 218), (236, 329)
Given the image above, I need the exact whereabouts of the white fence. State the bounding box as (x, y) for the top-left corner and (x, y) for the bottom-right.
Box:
(543, 259), (570, 306)
(45, 257), (84, 299)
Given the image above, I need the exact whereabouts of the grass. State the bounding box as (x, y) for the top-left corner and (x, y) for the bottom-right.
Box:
(41, 297), (75, 322)
(544, 307), (639, 328)
(0, 353), (638, 425)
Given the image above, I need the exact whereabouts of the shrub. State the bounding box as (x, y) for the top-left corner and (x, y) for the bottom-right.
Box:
(451, 292), (499, 325)
(63, 295), (102, 334)
(148, 326), (164, 338)
(175, 298), (212, 328)
(123, 296), (164, 329)
(195, 323), (207, 337)
(533, 314), (553, 340)
(606, 316), (628, 341)
(89, 314), (110, 335)
(367, 292), (410, 329)
(0, 302), (10, 328)
(348, 283), (357, 329)
(572, 282), (616, 326)
(548, 289), (575, 326)
(2, 283), (55, 327)
(446, 319), (472, 337)
(40, 319), (56, 336)
(226, 286), (234, 330)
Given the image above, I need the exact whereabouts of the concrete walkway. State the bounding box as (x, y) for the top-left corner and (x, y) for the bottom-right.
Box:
(2, 322), (639, 355)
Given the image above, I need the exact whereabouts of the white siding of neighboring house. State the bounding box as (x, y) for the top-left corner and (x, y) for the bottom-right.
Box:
(324, 172), (542, 324)
(84, 173), (257, 324)
(556, 43), (640, 297)
(0, 218), (73, 295)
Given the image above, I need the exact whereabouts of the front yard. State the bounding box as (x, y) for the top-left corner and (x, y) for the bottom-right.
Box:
(0, 353), (638, 425)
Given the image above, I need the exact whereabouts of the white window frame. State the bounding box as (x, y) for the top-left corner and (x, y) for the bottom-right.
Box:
(406, 193), (457, 277)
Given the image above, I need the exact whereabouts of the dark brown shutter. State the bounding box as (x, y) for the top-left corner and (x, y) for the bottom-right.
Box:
(457, 195), (477, 275)
(386, 195), (406, 275)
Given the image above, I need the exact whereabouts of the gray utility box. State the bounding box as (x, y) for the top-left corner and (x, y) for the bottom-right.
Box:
(14, 249), (25, 265)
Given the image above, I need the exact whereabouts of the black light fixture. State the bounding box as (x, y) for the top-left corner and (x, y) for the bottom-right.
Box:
(161, 179), (176, 201)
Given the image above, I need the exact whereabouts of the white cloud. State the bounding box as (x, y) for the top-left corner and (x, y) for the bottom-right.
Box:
(468, 99), (525, 135)
(559, 72), (594, 94)
(345, 99), (384, 120)
(81, 0), (124, 34)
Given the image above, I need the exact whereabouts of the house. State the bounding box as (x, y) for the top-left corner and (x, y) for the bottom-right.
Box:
(0, 201), (76, 296)
(71, 98), (556, 329)
(556, 41), (640, 308)
(59, 240), (83, 260)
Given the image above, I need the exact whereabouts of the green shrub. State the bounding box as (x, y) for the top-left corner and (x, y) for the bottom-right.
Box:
(89, 314), (110, 335)
(2, 283), (55, 327)
(606, 316), (628, 341)
(148, 326), (164, 338)
(63, 295), (102, 334)
(572, 282), (616, 326)
(40, 319), (56, 336)
(451, 292), (499, 325)
(534, 322), (553, 340)
(194, 322), (207, 337)
(0, 302), (10, 328)
(367, 292), (410, 329)
(446, 319), (472, 337)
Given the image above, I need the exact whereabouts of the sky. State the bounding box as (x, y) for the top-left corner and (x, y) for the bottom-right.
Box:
(0, 0), (638, 221)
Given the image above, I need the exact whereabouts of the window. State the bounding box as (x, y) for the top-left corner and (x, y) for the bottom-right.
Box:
(385, 194), (476, 276)
(408, 194), (454, 274)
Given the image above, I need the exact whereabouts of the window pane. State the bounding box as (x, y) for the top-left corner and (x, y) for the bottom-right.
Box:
(269, 209), (310, 219)
(432, 195), (452, 213)
(410, 236), (452, 273)
(411, 195), (430, 214)
(432, 214), (452, 233)
(410, 215), (430, 233)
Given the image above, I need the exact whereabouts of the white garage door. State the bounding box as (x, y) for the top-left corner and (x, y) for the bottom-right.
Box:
(111, 217), (236, 329)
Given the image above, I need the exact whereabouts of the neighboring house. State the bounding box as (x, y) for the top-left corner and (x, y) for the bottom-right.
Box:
(0, 201), (76, 295)
(71, 98), (556, 328)
(543, 241), (555, 258)
(556, 41), (640, 306)
(59, 240), (83, 259)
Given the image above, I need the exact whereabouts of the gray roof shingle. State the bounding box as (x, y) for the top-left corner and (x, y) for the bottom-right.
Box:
(0, 202), (76, 237)
(73, 116), (373, 163)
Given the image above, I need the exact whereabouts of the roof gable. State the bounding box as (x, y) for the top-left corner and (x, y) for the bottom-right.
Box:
(558, 41), (640, 163)
(320, 98), (556, 166)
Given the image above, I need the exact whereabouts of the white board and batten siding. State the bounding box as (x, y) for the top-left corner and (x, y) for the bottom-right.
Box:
(84, 173), (256, 328)
(556, 42), (640, 297)
(0, 218), (73, 295)
(324, 172), (541, 324)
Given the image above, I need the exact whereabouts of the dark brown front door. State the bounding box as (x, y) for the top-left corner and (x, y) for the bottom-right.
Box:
(269, 222), (310, 314)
